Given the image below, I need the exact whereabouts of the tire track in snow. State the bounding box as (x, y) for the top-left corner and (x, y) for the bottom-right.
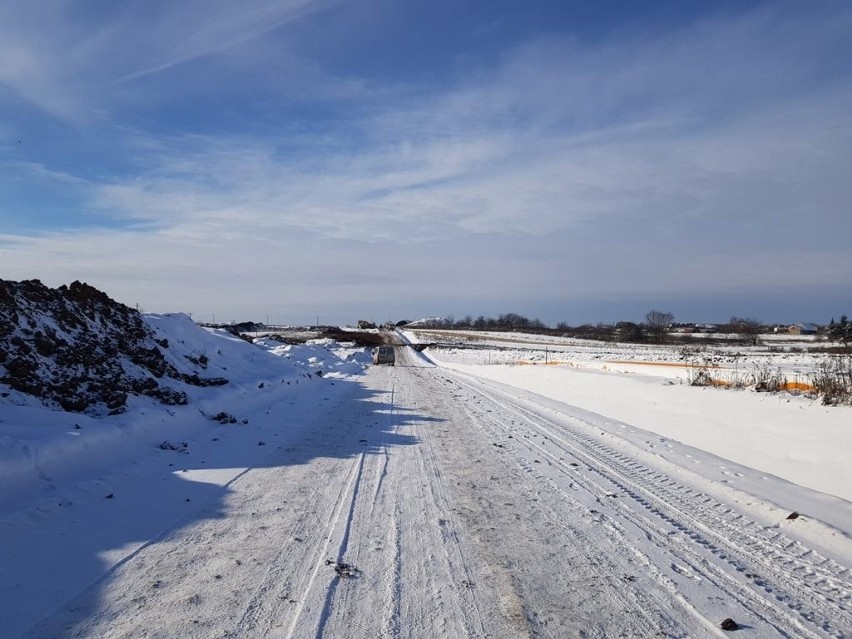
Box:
(312, 450), (367, 639)
(426, 371), (694, 637)
(282, 452), (365, 639)
(536, 422), (850, 636)
(310, 364), (489, 638)
(443, 371), (852, 638)
(416, 421), (488, 639)
(367, 366), (494, 638)
(262, 371), (404, 639)
(233, 459), (362, 635)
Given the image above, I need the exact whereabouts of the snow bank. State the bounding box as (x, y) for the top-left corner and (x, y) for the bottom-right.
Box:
(0, 314), (370, 512)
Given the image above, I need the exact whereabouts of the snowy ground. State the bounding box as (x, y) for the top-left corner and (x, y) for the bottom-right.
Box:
(1, 321), (850, 637)
(404, 330), (852, 504)
(407, 328), (837, 376)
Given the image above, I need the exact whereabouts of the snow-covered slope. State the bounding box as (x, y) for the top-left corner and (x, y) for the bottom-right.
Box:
(0, 283), (370, 514)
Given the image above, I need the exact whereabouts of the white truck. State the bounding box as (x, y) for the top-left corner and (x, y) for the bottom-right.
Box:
(372, 345), (395, 365)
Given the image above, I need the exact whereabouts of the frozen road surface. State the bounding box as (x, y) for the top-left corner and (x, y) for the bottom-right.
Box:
(9, 346), (852, 638)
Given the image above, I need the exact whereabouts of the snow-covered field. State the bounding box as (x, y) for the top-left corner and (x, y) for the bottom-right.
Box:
(1, 320), (850, 637)
(404, 329), (852, 503)
(407, 328), (835, 375)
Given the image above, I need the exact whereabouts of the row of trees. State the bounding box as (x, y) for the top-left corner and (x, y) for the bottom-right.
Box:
(416, 311), (676, 343)
(418, 311), (850, 347)
(607, 313), (765, 345)
(416, 311), (786, 346)
(420, 313), (549, 331)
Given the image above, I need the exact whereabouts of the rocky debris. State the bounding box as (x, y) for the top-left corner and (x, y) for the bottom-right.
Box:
(185, 353), (208, 367)
(0, 279), (228, 414)
(321, 327), (386, 347)
(261, 334), (307, 345)
(211, 412), (238, 424)
(325, 559), (359, 578)
(177, 373), (228, 387)
(720, 618), (739, 631)
(160, 440), (189, 453)
(222, 321), (265, 337)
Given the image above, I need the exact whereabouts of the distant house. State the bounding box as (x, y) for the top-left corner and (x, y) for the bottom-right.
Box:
(675, 323), (716, 334)
(787, 323), (819, 335)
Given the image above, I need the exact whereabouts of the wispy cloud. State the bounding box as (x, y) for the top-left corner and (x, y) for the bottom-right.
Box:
(1, 2), (850, 322)
(0, 0), (336, 120)
(109, 0), (339, 85)
(82, 87), (852, 248)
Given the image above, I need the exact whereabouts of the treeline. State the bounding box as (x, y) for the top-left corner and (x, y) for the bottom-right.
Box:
(417, 312), (671, 344)
(416, 313), (548, 332)
(828, 315), (852, 346)
(415, 311), (850, 347)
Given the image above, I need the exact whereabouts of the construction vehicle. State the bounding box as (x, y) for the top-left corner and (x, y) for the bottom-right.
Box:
(372, 345), (395, 365)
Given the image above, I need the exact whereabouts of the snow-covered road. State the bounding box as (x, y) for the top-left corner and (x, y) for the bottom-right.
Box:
(7, 345), (852, 637)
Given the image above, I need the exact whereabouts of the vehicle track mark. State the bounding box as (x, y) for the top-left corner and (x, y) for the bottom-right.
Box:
(283, 453), (364, 639)
(441, 371), (852, 638)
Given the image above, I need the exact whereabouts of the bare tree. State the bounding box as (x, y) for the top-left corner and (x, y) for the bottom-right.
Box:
(498, 313), (530, 330)
(729, 316), (762, 346)
(645, 310), (674, 343)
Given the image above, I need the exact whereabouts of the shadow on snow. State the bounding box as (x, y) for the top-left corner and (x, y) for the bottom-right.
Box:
(4, 372), (440, 637)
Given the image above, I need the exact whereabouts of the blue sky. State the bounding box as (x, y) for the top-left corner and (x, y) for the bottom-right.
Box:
(1, 0), (850, 326)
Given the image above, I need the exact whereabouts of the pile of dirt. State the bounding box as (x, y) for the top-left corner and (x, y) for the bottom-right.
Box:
(0, 279), (227, 414)
(321, 328), (387, 347)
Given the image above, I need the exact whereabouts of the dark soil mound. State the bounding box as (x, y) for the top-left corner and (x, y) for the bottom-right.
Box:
(0, 279), (226, 414)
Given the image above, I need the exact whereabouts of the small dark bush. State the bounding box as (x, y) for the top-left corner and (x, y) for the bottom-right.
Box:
(810, 357), (852, 405)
